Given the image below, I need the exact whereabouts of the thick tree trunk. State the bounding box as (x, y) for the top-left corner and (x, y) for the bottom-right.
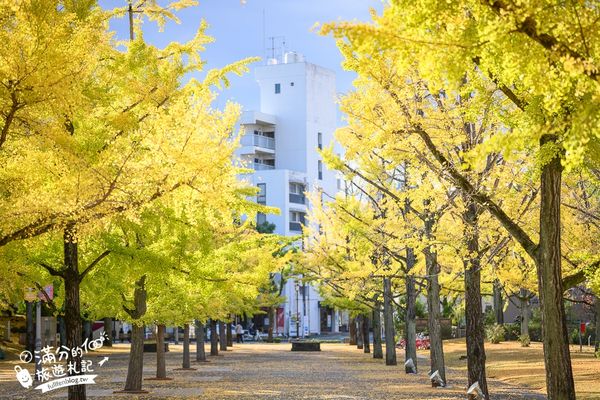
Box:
(362, 313), (370, 354)
(226, 322), (233, 347)
(372, 304), (383, 359)
(195, 320), (207, 362)
(218, 321), (227, 351)
(520, 289), (530, 338)
(356, 315), (363, 349)
(267, 307), (275, 342)
(210, 320), (218, 356)
(405, 248), (418, 374)
(155, 324), (167, 379)
(383, 277), (397, 366)
(103, 317), (112, 347)
(182, 323), (192, 369)
(63, 224), (85, 400)
(424, 224), (445, 385)
(26, 301), (34, 356)
(463, 199), (489, 399)
(537, 135), (575, 400)
(493, 280), (504, 325)
(123, 275), (147, 392)
(349, 316), (357, 345)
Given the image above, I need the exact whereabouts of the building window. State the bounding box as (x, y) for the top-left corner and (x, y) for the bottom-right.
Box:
(290, 211), (304, 222)
(275, 83), (281, 94)
(289, 211), (305, 232)
(257, 183), (266, 204)
(257, 212), (267, 225)
(318, 160), (323, 180)
(289, 182), (304, 194)
(289, 182), (306, 204)
(318, 132), (322, 150)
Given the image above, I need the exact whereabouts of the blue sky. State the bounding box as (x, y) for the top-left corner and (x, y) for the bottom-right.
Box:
(103, 0), (382, 118)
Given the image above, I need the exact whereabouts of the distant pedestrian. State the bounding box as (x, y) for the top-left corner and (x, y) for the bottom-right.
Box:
(235, 323), (244, 343)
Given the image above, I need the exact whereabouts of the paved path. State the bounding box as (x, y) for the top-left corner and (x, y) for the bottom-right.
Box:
(0, 343), (544, 399)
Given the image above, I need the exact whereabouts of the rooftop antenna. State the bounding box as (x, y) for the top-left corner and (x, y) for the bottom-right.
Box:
(266, 35), (286, 64)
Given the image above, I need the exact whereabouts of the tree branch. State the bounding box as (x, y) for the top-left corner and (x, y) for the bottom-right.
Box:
(79, 250), (111, 280)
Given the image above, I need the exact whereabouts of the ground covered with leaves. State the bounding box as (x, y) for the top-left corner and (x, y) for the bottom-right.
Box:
(0, 341), (577, 399)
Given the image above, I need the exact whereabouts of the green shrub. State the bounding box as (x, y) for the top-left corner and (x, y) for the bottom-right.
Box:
(272, 337), (282, 343)
(504, 323), (520, 340)
(519, 334), (530, 347)
(570, 328), (581, 345)
(529, 323), (543, 342)
(486, 324), (504, 344)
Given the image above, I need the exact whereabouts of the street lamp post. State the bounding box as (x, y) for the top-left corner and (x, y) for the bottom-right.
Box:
(295, 282), (300, 339)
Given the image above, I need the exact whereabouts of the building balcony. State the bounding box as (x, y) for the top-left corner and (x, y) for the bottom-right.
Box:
(241, 133), (275, 151)
(289, 193), (306, 204)
(253, 162), (275, 170)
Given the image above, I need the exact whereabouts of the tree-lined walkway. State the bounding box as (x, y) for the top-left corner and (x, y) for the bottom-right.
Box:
(0, 343), (544, 399)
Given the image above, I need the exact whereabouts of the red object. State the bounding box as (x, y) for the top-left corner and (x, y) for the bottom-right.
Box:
(580, 322), (586, 334)
(276, 307), (285, 330)
(397, 337), (431, 350)
(38, 285), (53, 301)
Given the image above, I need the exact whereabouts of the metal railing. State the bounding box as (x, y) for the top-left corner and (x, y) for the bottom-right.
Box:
(253, 162), (275, 170)
(242, 133), (275, 150)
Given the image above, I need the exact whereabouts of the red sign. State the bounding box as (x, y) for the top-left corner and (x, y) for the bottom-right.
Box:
(276, 307), (285, 330)
(580, 322), (586, 334)
(38, 285), (54, 302)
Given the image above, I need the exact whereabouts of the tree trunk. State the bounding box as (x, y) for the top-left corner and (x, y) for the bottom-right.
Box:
(226, 322), (233, 347)
(103, 317), (112, 347)
(463, 198), (489, 399)
(155, 324), (167, 379)
(362, 313), (370, 354)
(210, 320), (218, 356)
(405, 248), (418, 373)
(493, 280), (504, 325)
(195, 320), (207, 362)
(383, 277), (397, 366)
(267, 307), (275, 342)
(520, 289), (530, 338)
(182, 323), (191, 369)
(372, 304), (383, 359)
(59, 315), (67, 347)
(424, 217), (445, 385)
(595, 297), (600, 353)
(349, 316), (357, 345)
(123, 275), (147, 392)
(537, 134), (575, 400)
(63, 224), (85, 400)
(218, 321), (227, 351)
(356, 314), (363, 349)
(26, 301), (34, 357)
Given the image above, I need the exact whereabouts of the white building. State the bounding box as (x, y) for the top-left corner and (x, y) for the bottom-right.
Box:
(237, 52), (343, 337)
